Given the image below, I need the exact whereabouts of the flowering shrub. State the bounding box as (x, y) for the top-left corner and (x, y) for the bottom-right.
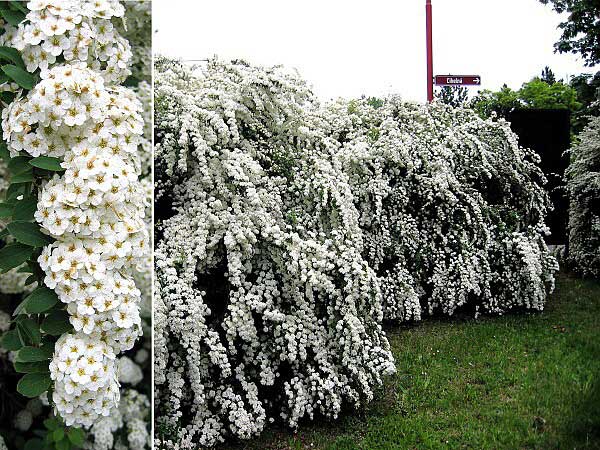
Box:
(155, 58), (558, 447)
(326, 98), (558, 320)
(566, 115), (600, 277)
(0, 0), (149, 446)
(154, 58), (396, 447)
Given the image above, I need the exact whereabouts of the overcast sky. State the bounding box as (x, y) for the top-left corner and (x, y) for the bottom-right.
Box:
(153, 0), (596, 103)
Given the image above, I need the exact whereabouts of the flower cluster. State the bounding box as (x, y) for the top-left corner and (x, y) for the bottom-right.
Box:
(28, 69), (147, 426)
(0, 1), (148, 429)
(49, 334), (120, 427)
(2, 64), (143, 160)
(0, 0), (131, 84)
(566, 115), (600, 277)
(86, 388), (150, 450)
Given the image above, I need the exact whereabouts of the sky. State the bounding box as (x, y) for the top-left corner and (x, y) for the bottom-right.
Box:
(153, 0), (596, 103)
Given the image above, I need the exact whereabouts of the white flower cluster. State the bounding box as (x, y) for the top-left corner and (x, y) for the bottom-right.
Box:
(154, 58), (396, 447)
(566, 115), (600, 277)
(117, 356), (143, 385)
(328, 98), (558, 320)
(0, 0), (131, 84)
(49, 334), (120, 427)
(0, 311), (10, 332)
(0, 1), (148, 429)
(85, 388), (150, 450)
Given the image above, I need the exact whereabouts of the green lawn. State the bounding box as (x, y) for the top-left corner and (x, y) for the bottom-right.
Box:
(227, 273), (600, 449)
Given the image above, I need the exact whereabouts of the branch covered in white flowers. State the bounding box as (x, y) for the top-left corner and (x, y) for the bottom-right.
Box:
(154, 57), (558, 448)
(566, 115), (600, 277)
(0, 0), (148, 438)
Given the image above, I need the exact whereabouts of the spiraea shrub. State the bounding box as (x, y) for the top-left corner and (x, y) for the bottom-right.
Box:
(566, 115), (600, 278)
(325, 98), (558, 320)
(154, 58), (557, 447)
(154, 58), (396, 448)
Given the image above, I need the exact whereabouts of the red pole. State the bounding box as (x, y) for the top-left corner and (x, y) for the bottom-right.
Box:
(426, 0), (433, 102)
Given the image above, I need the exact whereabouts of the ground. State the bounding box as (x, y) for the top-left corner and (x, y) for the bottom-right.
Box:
(226, 273), (600, 449)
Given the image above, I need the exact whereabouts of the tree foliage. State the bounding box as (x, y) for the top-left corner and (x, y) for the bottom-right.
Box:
(471, 75), (581, 118)
(540, 0), (600, 67)
(435, 86), (469, 107)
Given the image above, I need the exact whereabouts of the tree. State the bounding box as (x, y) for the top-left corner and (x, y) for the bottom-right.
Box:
(519, 78), (581, 110)
(435, 86), (469, 107)
(470, 84), (521, 118)
(541, 66), (557, 84)
(569, 71), (600, 134)
(470, 77), (581, 119)
(540, 0), (600, 67)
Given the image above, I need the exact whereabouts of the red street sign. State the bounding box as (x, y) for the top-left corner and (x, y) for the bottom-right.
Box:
(434, 75), (481, 86)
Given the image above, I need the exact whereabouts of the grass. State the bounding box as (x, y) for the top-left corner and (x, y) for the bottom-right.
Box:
(226, 273), (600, 449)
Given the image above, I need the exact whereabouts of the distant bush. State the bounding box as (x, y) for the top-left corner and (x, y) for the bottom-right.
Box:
(566, 115), (600, 277)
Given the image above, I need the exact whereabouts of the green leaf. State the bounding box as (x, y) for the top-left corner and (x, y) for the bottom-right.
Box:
(18, 264), (34, 274)
(13, 296), (29, 316)
(17, 318), (41, 345)
(17, 372), (52, 398)
(6, 182), (29, 201)
(25, 274), (37, 286)
(7, 221), (53, 247)
(1, 329), (23, 351)
(0, 142), (9, 162)
(66, 428), (84, 446)
(14, 360), (50, 373)
(11, 168), (34, 183)
(39, 340), (55, 359)
(13, 196), (38, 221)
(44, 417), (59, 431)
(0, 46), (25, 69)
(56, 438), (70, 450)
(24, 438), (45, 450)
(0, 242), (33, 272)
(8, 156), (31, 175)
(21, 287), (59, 314)
(9, 1), (28, 14)
(16, 346), (50, 363)
(41, 311), (72, 336)
(29, 156), (64, 172)
(0, 8), (26, 26)
(2, 64), (34, 89)
(0, 202), (13, 218)
(53, 428), (65, 442)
